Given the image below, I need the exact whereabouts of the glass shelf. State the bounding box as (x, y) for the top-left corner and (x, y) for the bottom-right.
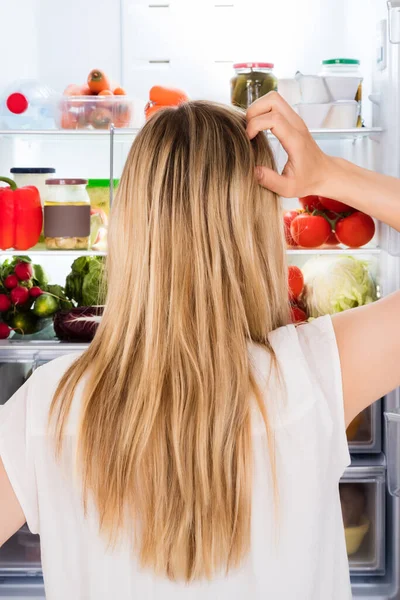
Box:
(0, 127), (383, 142)
(287, 247), (381, 255)
(0, 249), (106, 258)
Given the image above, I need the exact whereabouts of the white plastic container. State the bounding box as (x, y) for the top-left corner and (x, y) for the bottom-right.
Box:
(277, 78), (302, 105)
(295, 103), (332, 128)
(0, 80), (58, 130)
(324, 101), (358, 128)
(10, 167), (55, 207)
(295, 73), (330, 104)
(319, 59), (363, 124)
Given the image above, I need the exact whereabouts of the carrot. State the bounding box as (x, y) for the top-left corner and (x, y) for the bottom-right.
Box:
(98, 90), (113, 96)
(149, 86), (188, 106)
(113, 86), (127, 96)
(145, 103), (168, 121)
(63, 84), (83, 97)
(87, 69), (111, 94)
(80, 85), (92, 96)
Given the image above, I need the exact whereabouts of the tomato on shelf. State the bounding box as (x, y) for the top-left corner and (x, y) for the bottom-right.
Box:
(290, 304), (307, 323)
(335, 212), (376, 248)
(283, 210), (300, 247)
(290, 213), (331, 248)
(299, 195), (323, 211)
(318, 196), (353, 213)
(288, 265), (304, 300)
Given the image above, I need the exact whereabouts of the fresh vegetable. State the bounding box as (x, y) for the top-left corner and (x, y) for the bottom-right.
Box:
(4, 274), (18, 289)
(335, 212), (375, 248)
(8, 311), (41, 335)
(90, 107), (113, 129)
(290, 213), (331, 248)
(10, 286), (29, 306)
(113, 87), (126, 95)
(54, 306), (103, 342)
(29, 286), (43, 298)
(98, 90), (113, 96)
(301, 255), (377, 317)
(0, 177), (42, 250)
(145, 103), (166, 121)
(299, 196), (323, 211)
(0, 323), (11, 339)
(65, 256), (105, 307)
(46, 284), (73, 310)
(288, 265), (304, 300)
(14, 261), (33, 281)
(87, 69), (111, 94)
(149, 86), (188, 106)
(283, 210), (299, 247)
(32, 293), (59, 317)
(290, 305), (307, 323)
(318, 196), (353, 213)
(325, 230), (339, 246)
(0, 294), (11, 312)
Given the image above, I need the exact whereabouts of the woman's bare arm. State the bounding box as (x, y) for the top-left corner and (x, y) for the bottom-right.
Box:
(246, 92), (400, 425)
(0, 458), (25, 545)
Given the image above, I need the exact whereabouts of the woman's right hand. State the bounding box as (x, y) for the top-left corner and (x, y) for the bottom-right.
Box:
(246, 91), (336, 199)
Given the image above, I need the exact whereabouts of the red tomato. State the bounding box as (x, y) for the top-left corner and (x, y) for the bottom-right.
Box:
(288, 265), (304, 300)
(283, 210), (300, 247)
(291, 305), (307, 323)
(325, 230), (339, 246)
(299, 195), (323, 211)
(335, 212), (375, 248)
(318, 196), (352, 213)
(290, 213), (331, 248)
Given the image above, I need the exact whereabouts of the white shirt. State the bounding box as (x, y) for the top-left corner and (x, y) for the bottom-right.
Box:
(0, 315), (352, 599)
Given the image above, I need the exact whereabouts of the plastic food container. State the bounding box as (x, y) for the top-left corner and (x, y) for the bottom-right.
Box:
(320, 59), (363, 125)
(294, 103), (332, 128)
(44, 178), (90, 250)
(295, 73), (330, 104)
(345, 516), (370, 555)
(57, 97), (133, 130)
(324, 101), (358, 128)
(87, 179), (119, 215)
(230, 63), (277, 110)
(10, 167), (55, 207)
(277, 78), (302, 105)
(0, 80), (58, 130)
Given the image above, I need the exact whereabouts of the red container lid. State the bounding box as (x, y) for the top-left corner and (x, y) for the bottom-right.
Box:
(233, 62), (274, 69)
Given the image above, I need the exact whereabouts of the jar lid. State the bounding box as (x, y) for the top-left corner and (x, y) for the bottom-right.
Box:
(11, 167), (56, 174)
(87, 178), (120, 188)
(322, 58), (360, 65)
(45, 178), (88, 185)
(233, 62), (274, 69)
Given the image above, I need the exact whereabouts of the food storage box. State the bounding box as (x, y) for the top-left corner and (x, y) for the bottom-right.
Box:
(324, 100), (358, 128)
(347, 401), (381, 453)
(57, 96), (133, 130)
(294, 103), (332, 128)
(341, 463), (385, 574)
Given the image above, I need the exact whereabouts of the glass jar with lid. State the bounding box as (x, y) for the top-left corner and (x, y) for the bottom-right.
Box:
(319, 58), (363, 126)
(231, 62), (277, 110)
(44, 178), (90, 250)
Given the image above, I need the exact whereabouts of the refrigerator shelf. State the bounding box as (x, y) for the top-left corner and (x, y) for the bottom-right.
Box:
(0, 341), (88, 364)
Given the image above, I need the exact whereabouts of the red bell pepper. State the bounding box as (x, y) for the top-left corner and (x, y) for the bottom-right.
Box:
(0, 177), (42, 251)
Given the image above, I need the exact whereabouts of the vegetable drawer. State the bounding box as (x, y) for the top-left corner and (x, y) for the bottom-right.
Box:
(341, 464), (385, 575)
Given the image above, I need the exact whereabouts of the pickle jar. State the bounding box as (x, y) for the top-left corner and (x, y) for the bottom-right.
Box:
(44, 178), (90, 250)
(231, 62), (277, 110)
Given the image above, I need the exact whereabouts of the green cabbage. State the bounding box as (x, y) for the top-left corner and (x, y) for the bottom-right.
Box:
(302, 255), (377, 318)
(65, 257), (105, 307)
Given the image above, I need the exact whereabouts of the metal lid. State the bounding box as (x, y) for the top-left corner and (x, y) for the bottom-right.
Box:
(233, 62), (274, 69)
(45, 178), (88, 185)
(11, 167), (56, 174)
(322, 58), (360, 65)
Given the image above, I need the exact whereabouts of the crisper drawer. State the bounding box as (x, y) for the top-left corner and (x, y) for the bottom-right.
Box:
(341, 464), (385, 575)
(347, 400), (382, 453)
(0, 526), (41, 578)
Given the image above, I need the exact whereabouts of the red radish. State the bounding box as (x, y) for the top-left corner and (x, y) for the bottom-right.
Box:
(0, 294), (11, 312)
(4, 274), (18, 289)
(291, 305), (307, 323)
(14, 262), (33, 281)
(10, 286), (29, 305)
(288, 265), (304, 300)
(30, 286), (43, 298)
(0, 323), (11, 339)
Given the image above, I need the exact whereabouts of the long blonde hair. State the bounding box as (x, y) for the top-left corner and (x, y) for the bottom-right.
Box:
(50, 101), (289, 581)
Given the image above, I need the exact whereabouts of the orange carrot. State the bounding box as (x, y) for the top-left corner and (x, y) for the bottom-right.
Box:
(98, 90), (113, 96)
(80, 85), (92, 96)
(63, 84), (83, 96)
(145, 103), (168, 120)
(149, 86), (188, 106)
(113, 86), (127, 96)
(87, 69), (111, 94)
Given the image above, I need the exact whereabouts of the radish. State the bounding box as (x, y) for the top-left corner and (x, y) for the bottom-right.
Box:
(0, 323), (11, 339)
(4, 274), (18, 289)
(30, 286), (43, 298)
(15, 262), (33, 281)
(0, 294), (11, 312)
(10, 286), (29, 305)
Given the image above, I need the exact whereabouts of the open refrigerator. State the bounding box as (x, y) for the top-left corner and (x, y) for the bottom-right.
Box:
(2, 3), (400, 599)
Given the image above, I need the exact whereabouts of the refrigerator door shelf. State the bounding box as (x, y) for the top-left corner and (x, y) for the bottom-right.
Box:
(348, 400), (382, 454)
(385, 408), (400, 496)
(341, 467), (386, 575)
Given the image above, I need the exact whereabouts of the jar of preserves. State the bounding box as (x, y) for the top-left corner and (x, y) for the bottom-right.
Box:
(44, 178), (90, 250)
(231, 62), (277, 110)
